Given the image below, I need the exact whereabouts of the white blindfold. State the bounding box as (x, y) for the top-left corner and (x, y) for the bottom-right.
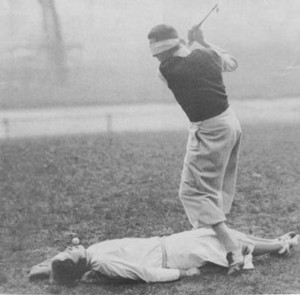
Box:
(150, 38), (181, 56)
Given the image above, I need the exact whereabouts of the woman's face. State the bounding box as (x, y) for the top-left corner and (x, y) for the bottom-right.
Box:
(52, 244), (86, 264)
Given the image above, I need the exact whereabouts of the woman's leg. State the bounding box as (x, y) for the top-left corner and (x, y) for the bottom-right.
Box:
(251, 239), (284, 256)
(246, 232), (298, 256)
(244, 235), (278, 243)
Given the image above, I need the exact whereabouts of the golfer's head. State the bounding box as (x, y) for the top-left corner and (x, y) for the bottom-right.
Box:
(51, 245), (87, 285)
(148, 24), (181, 61)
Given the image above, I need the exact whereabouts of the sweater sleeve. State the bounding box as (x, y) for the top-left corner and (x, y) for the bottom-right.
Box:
(211, 46), (238, 72)
(93, 259), (180, 283)
(158, 69), (167, 85)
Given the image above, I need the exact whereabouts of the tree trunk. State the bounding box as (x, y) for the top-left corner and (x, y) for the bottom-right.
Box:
(38, 0), (67, 85)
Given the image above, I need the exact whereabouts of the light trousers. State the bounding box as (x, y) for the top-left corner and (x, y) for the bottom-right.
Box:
(179, 107), (242, 227)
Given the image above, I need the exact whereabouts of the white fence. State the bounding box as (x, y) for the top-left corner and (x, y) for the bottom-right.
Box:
(1, 99), (300, 139)
(0, 103), (187, 139)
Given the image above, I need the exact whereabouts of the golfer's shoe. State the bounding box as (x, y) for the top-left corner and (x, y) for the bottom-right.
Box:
(227, 244), (251, 276)
(277, 232), (299, 257)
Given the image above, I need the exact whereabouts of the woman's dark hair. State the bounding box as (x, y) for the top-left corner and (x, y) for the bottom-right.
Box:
(52, 258), (87, 285)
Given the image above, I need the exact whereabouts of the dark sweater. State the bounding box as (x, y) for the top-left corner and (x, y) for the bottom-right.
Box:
(159, 48), (229, 122)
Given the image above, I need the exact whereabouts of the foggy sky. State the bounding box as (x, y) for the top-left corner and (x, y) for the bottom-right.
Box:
(1, 0), (300, 62)
(0, 0), (300, 108)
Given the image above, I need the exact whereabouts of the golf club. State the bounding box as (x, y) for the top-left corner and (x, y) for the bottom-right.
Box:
(189, 0), (223, 46)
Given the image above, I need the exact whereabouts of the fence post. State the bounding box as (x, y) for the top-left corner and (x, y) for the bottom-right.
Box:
(3, 118), (10, 139)
(106, 113), (112, 133)
(106, 113), (113, 145)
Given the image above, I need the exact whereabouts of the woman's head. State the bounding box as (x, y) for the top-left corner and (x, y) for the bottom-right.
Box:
(51, 257), (87, 285)
(51, 245), (88, 285)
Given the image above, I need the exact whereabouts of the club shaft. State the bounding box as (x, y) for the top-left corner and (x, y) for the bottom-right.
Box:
(196, 1), (222, 29)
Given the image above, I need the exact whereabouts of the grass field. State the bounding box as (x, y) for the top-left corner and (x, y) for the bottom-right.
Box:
(0, 123), (300, 294)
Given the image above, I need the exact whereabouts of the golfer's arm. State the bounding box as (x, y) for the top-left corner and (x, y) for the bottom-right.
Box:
(214, 47), (238, 72)
(193, 38), (213, 49)
(158, 70), (167, 85)
(193, 40), (238, 72)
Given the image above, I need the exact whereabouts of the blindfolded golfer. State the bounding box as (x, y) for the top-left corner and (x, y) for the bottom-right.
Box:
(148, 24), (245, 274)
(29, 229), (298, 284)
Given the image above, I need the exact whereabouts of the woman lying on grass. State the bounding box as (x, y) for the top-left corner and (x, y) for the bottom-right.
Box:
(29, 228), (298, 285)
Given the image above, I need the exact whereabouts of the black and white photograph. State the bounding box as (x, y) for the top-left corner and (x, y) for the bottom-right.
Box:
(0, 0), (299, 294)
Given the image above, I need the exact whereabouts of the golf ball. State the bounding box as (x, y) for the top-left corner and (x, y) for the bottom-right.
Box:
(72, 237), (80, 245)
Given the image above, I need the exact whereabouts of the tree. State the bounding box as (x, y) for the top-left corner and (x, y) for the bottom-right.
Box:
(38, 0), (67, 85)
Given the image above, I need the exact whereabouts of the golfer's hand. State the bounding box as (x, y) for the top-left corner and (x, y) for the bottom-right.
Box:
(188, 25), (205, 45)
